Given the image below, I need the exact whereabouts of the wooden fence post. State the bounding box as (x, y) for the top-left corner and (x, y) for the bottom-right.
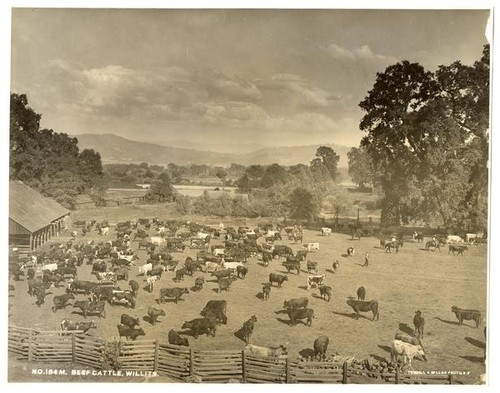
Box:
(449, 374), (454, 385)
(342, 361), (348, 384)
(153, 340), (159, 372)
(395, 368), (399, 384)
(72, 333), (76, 363)
(285, 357), (291, 383)
(189, 348), (194, 376)
(241, 350), (247, 383)
(28, 329), (33, 361)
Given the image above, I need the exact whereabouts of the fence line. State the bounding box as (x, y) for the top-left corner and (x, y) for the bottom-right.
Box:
(8, 326), (454, 384)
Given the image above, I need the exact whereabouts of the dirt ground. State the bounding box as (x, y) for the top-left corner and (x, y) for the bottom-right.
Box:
(8, 209), (487, 383)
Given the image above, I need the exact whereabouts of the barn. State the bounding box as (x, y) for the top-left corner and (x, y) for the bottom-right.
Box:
(9, 181), (71, 252)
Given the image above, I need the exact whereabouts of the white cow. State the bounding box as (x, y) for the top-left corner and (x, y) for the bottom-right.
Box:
(146, 275), (159, 292)
(99, 227), (110, 236)
(196, 232), (210, 240)
(391, 339), (427, 368)
(465, 233), (479, 244)
(244, 344), (288, 358)
(223, 261), (244, 273)
(447, 235), (464, 244)
(304, 242), (320, 252)
(150, 236), (166, 245)
(321, 228), (332, 236)
(138, 263), (153, 276)
(39, 263), (58, 273)
(205, 262), (221, 273)
(213, 248), (225, 256)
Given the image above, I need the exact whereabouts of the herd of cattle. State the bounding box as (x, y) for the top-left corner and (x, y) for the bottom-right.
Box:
(8, 218), (486, 371)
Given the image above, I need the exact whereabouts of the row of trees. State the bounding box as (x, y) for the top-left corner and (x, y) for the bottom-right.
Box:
(10, 93), (104, 209)
(349, 45), (489, 231)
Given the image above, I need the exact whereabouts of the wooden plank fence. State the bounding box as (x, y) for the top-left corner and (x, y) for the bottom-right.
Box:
(8, 326), (455, 384)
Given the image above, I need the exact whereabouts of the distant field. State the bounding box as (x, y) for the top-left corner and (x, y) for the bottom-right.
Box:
(9, 205), (487, 384)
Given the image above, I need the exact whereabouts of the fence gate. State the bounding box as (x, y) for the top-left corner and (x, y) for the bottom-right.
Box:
(191, 350), (243, 382)
(244, 355), (287, 383)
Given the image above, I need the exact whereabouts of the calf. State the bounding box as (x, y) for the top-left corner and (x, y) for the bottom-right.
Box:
(319, 285), (332, 302)
(357, 286), (366, 301)
(194, 277), (205, 291)
(306, 261), (318, 274)
(313, 335), (329, 360)
(303, 242), (320, 252)
(120, 314), (140, 329)
(262, 283), (271, 300)
(346, 247), (355, 256)
(168, 329), (189, 347)
(159, 287), (189, 304)
(413, 310), (425, 338)
(128, 280), (139, 296)
(346, 298), (379, 321)
(283, 297), (309, 310)
(182, 318), (217, 339)
(321, 227), (332, 236)
(287, 308), (315, 326)
(451, 306), (481, 328)
(242, 315), (257, 344)
(332, 260), (339, 273)
(147, 306), (166, 325)
(117, 324), (145, 341)
(146, 275), (159, 292)
(269, 273), (288, 287)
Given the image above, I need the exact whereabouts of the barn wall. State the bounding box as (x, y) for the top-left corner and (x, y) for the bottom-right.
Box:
(9, 219), (30, 235)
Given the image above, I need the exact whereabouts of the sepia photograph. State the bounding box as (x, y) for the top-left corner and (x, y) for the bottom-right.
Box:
(5, 2), (493, 386)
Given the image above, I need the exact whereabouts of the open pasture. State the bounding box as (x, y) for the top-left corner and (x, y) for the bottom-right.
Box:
(8, 211), (487, 382)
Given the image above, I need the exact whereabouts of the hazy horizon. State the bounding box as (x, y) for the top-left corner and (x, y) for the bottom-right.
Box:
(11, 9), (489, 154)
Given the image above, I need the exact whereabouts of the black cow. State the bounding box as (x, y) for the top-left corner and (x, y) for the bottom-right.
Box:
(346, 298), (379, 321)
(306, 261), (318, 274)
(159, 287), (189, 304)
(262, 251), (273, 267)
(68, 280), (97, 295)
(295, 250), (308, 261)
(236, 265), (248, 279)
(313, 335), (329, 360)
(121, 314), (140, 329)
(287, 308), (314, 326)
(413, 310), (425, 338)
(242, 315), (257, 344)
(174, 268), (187, 282)
(448, 244), (468, 256)
(182, 318), (217, 339)
(200, 300), (228, 325)
(117, 324), (145, 341)
(262, 283), (271, 300)
(282, 258), (301, 274)
(319, 285), (332, 302)
(92, 261), (107, 273)
(129, 280), (139, 296)
(283, 297), (309, 310)
(56, 266), (77, 279)
(52, 293), (75, 312)
(147, 307), (166, 325)
(272, 245), (293, 259)
(269, 273), (288, 287)
(451, 306), (481, 328)
(357, 286), (366, 301)
(168, 329), (189, 347)
(147, 266), (164, 278)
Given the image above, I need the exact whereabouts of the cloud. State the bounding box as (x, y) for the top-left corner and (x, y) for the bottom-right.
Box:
(326, 43), (397, 64)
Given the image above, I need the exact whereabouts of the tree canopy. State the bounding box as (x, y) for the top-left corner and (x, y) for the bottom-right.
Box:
(358, 45), (489, 231)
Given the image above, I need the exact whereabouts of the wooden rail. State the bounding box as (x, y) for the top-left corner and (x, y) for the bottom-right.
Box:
(8, 326), (455, 384)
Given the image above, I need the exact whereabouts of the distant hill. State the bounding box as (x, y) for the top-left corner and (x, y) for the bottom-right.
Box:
(75, 133), (351, 168)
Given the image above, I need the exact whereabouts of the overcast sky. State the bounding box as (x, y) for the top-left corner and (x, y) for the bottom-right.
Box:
(10, 8), (490, 153)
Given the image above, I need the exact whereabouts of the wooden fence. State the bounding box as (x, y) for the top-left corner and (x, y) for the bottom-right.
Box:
(8, 326), (455, 384)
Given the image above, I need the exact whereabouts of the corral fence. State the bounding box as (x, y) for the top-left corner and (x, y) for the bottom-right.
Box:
(9, 326), (456, 384)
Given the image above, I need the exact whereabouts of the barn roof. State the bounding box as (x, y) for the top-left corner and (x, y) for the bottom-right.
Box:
(9, 181), (70, 233)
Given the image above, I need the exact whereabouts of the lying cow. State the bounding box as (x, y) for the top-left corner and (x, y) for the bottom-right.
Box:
(346, 298), (379, 321)
(244, 344), (287, 358)
(451, 306), (481, 328)
(391, 339), (427, 368)
(120, 314), (140, 329)
(117, 324), (145, 341)
(168, 329), (189, 347)
(147, 306), (166, 325)
(61, 320), (97, 334)
(307, 274), (325, 290)
(303, 242), (320, 252)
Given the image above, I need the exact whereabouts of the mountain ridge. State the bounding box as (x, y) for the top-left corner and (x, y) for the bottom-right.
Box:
(75, 133), (351, 167)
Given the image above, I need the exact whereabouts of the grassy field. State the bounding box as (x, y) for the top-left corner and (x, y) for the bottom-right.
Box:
(8, 205), (487, 383)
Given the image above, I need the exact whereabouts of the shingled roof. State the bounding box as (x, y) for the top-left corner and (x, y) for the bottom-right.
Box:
(9, 181), (70, 233)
